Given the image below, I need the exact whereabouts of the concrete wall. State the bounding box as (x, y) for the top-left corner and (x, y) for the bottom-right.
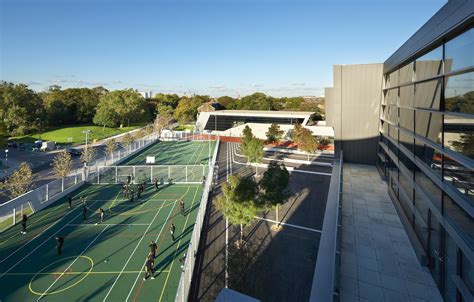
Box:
(325, 64), (383, 165)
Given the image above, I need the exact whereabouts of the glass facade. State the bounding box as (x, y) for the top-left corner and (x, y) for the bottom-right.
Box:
(378, 27), (474, 301)
(203, 115), (304, 131)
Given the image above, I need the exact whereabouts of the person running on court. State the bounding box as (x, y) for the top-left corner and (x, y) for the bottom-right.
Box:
(170, 223), (176, 241)
(154, 178), (159, 190)
(20, 214), (28, 234)
(180, 199), (185, 216)
(95, 208), (105, 224)
(143, 253), (155, 280)
(67, 194), (73, 209)
(127, 175), (132, 185)
(55, 236), (64, 256)
(149, 241), (157, 258)
(82, 204), (88, 222)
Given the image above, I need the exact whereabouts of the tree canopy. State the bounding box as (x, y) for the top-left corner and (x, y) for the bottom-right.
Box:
(259, 161), (290, 207)
(265, 123), (284, 144)
(93, 89), (146, 128)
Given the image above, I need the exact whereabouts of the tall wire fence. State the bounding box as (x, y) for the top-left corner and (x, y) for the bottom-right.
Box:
(0, 133), (159, 232)
(175, 138), (220, 302)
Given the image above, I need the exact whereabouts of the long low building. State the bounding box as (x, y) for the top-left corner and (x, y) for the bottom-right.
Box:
(195, 110), (315, 132)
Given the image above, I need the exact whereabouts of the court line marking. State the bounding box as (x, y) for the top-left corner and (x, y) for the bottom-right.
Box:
(158, 185), (201, 302)
(29, 255), (94, 296)
(68, 223), (151, 227)
(37, 225), (109, 301)
(0, 193), (112, 278)
(127, 186), (195, 302)
(4, 270), (169, 276)
(254, 216), (322, 233)
(126, 196), (182, 301)
(0, 205), (71, 263)
(102, 196), (170, 301)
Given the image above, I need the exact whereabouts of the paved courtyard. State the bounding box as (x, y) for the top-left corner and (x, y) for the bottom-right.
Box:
(339, 164), (443, 302)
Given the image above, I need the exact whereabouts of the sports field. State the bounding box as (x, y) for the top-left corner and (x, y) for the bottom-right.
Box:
(0, 140), (214, 302)
(123, 140), (216, 166)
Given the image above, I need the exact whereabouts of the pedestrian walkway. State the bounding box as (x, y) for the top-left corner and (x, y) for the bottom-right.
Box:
(339, 164), (442, 302)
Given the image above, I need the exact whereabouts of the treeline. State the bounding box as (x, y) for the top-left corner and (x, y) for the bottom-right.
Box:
(0, 82), (323, 136)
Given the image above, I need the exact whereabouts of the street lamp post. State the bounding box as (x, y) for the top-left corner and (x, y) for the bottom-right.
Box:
(35, 118), (42, 139)
(4, 149), (8, 175)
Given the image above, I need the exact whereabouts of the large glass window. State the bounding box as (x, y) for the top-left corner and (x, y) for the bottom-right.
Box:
(416, 46), (443, 80)
(400, 84), (414, 107)
(414, 161), (442, 210)
(399, 62), (414, 84)
(415, 111), (442, 145)
(400, 131), (414, 154)
(443, 231), (458, 302)
(443, 114), (474, 160)
(400, 108), (414, 131)
(415, 79), (442, 109)
(415, 139), (442, 176)
(443, 156), (474, 202)
(461, 253), (474, 293)
(445, 28), (474, 72)
(385, 88), (398, 105)
(445, 72), (474, 115)
(414, 191), (429, 247)
(444, 193), (474, 249)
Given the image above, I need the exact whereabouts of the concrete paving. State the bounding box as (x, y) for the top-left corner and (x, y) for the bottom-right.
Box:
(339, 164), (443, 302)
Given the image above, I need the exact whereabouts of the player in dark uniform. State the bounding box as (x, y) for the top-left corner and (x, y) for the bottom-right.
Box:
(21, 214), (28, 234)
(67, 194), (73, 209)
(127, 175), (132, 185)
(149, 241), (157, 258)
(143, 253), (155, 280)
(154, 178), (159, 191)
(179, 199), (185, 216)
(55, 236), (64, 256)
(170, 223), (176, 241)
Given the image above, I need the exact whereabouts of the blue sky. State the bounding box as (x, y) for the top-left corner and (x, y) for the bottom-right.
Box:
(1, 0), (446, 97)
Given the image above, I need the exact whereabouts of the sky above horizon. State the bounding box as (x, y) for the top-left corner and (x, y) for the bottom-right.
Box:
(1, 0), (446, 97)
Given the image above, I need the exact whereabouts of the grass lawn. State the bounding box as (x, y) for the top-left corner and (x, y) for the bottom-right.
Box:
(11, 125), (142, 145)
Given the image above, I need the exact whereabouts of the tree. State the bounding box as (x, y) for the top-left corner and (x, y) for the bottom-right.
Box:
(298, 128), (318, 160)
(242, 138), (264, 176)
(259, 161), (290, 230)
(2, 162), (34, 198)
(241, 125), (254, 145)
(290, 123), (304, 145)
(122, 133), (135, 151)
(0, 82), (44, 136)
(265, 123), (284, 144)
(154, 113), (173, 133)
(93, 89), (146, 127)
(52, 151), (72, 191)
(105, 139), (117, 159)
(80, 146), (97, 166)
(217, 96), (235, 108)
(215, 174), (259, 246)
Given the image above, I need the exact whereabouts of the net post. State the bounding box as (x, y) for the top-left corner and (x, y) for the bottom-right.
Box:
(150, 166), (153, 183)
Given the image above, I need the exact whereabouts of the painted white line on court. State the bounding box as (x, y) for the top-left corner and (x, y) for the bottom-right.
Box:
(68, 223), (150, 227)
(37, 225), (110, 301)
(102, 199), (168, 301)
(0, 198), (105, 278)
(254, 216), (322, 233)
(125, 200), (179, 302)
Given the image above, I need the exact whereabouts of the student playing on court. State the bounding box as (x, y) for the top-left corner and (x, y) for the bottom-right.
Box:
(170, 223), (176, 241)
(67, 194), (73, 209)
(180, 199), (185, 216)
(95, 208), (105, 224)
(20, 214), (28, 234)
(55, 236), (64, 256)
(154, 178), (159, 190)
(149, 241), (157, 258)
(127, 175), (132, 185)
(143, 253), (155, 280)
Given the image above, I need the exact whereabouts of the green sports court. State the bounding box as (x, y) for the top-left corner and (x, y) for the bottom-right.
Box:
(0, 140), (216, 302)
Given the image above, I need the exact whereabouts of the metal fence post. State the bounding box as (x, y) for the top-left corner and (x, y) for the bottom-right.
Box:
(12, 208), (16, 225)
(46, 184), (49, 201)
(115, 166), (118, 184)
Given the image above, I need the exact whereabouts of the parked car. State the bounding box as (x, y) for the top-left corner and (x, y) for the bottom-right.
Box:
(66, 147), (82, 156)
(6, 141), (18, 148)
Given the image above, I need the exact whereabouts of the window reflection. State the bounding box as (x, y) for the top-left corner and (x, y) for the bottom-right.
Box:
(415, 79), (442, 109)
(443, 155), (474, 202)
(443, 114), (474, 160)
(416, 46), (443, 80)
(445, 28), (474, 72)
(445, 72), (474, 115)
(444, 193), (473, 249)
(415, 139), (442, 177)
(415, 111), (442, 145)
(414, 161), (442, 209)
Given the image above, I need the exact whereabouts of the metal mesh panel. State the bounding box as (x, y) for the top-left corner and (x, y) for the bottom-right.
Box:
(117, 166), (134, 184)
(169, 166), (186, 183)
(135, 166), (152, 184)
(151, 166), (169, 184)
(48, 179), (63, 197)
(98, 166), (117, 184)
